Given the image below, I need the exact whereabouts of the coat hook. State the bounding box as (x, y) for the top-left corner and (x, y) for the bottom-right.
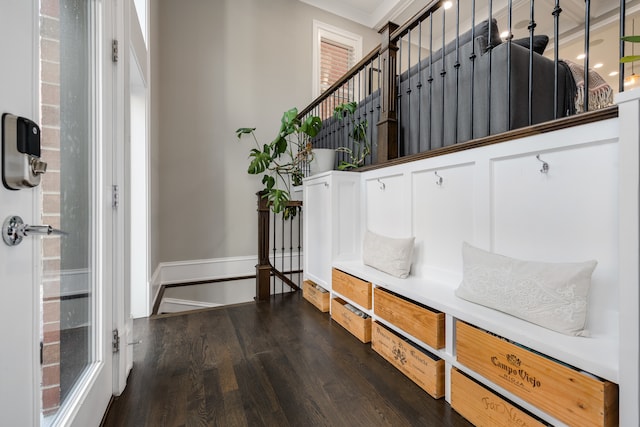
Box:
(435, 171), (443, 186)
(377, 178), (385, 190)
(536, 155), (549, 174)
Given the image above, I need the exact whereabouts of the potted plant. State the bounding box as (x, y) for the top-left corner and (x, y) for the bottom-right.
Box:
(333, 101), (371, 170)
(236, 107), (322, 214)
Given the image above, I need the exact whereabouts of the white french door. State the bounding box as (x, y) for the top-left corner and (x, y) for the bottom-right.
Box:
(0, 0), (116, 425)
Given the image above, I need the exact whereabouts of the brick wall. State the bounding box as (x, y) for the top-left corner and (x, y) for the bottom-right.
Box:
(40, 0), (62, 415)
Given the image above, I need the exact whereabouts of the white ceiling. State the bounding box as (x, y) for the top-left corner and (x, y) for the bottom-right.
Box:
(299, 0), (423, 29)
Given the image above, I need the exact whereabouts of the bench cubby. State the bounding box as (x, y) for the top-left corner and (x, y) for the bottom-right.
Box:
(371, 321), (444, 399)
(331, 297), (372, 343)
(302, 280), (330, 312)
(456, 321), (619, 427)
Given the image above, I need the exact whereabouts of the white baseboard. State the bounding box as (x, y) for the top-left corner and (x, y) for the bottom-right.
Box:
(149, 253), (303, 315)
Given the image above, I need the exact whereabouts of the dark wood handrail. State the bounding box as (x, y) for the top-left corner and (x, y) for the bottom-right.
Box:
(297, 45), (382, 119)
(389, 0), (442, 41)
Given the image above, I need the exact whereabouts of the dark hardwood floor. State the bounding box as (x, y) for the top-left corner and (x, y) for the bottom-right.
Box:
(102, 293), (472, 427)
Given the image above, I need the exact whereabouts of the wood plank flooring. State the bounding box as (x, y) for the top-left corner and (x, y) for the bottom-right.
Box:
(102, 293), (472, 427)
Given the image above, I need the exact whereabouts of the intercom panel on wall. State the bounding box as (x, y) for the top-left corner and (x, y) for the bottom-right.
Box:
(1, 113), (47, 190)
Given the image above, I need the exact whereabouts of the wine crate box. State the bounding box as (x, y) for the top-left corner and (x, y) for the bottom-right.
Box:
(331, 297), (372, 343)
(451, 368), (547, 427)
(302, 280), (330, 312)
(456, 321), (618, 427)
(374, 287), (445, 349)
(371, 321), (444, 398)
(332, 268), (372, 309)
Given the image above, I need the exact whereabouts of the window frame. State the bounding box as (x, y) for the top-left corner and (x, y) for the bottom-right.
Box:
(312, 20), (363, 98)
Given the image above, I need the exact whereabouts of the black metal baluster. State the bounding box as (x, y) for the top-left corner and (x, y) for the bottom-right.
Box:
(358, 68), (363, 164)
(377, 53), (381, 163)
(398, 36), (403, 153)
(429, 13), (434, 149)
(289, 211), (293, 290)
(272, 211), (276, 295)
(620, 0), (626, 93)
(528, 0), (535, 125)
(553, 0), (561, 118)
(507, 0), (512, 125)
(583, 0), (591, 112)
(441, 7), (447, 146)
(298, 208), (302, 289)
(407, 28), (413, 154)
(470, 0), (476, 139)
(281, 213), (285, 295)
(417, 20), (423, 151)
(454, 0), (460, 144)
(488, 0), (494, 132)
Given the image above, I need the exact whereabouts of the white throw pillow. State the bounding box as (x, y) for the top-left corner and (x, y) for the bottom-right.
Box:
(362, 230), (415, 279)
(455, 242), (597, 337)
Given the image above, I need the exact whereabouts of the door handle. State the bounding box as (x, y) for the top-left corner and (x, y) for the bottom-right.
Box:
(2, 215), (67, 246)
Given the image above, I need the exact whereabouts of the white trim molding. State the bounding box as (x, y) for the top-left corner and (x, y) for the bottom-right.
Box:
(148, 253), (304, 315)
(312, 20), (363, 98)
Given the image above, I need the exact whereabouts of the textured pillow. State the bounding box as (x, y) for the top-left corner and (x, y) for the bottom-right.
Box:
(362, 230), (415, 279)
(455, 242), (597, 336)
(512, 35), (549, 55)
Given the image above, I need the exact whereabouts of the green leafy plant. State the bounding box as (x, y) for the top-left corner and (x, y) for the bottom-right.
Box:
(333, 101), (371, 170)
(236, 107), (322, 215)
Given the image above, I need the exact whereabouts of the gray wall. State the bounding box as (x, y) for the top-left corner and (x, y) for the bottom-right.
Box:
(152, 0), (379, 264)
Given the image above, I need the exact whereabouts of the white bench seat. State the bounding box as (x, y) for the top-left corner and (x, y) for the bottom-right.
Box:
(333, 260), (619, 383)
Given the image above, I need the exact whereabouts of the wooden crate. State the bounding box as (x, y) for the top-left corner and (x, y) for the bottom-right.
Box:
(302, 280), (330, 312)
(371, 321), (444, 399)
(374, 287), (445, 349)
(332, 268), (372, 309)
(331, 297), (372, 343)
(451, 368), (547, 427)
(456, 321), (619, 427)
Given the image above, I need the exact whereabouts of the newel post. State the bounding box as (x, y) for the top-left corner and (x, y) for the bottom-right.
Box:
(256, 192), (271, 301)
(377, 22), (399, 163)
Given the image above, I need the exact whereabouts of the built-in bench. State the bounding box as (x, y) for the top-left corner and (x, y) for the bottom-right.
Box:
(304, 115), (628, 426)
(333, 260), (618, 383)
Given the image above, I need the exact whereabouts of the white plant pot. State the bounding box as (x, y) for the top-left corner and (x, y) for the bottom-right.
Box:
(310, 148), (335, 175)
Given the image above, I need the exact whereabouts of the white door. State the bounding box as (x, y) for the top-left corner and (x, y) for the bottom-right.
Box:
(0, 0), (116, 425)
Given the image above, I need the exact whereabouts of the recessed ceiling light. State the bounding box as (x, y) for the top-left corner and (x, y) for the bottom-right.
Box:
(500, 31), (510, 39)
(577, 53), (586, 60)
(594, 63), (603, 69)
(609, 71), (619, 76)
(443, 1), (453, 9)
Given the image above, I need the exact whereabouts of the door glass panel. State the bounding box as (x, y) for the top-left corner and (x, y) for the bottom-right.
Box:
(39, 0), (94, 423)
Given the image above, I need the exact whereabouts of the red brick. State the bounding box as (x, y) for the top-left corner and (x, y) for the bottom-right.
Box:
(41, 83), (60, 106)
(43, 193), (60, 215)
(42, 279), (60, 299)
(40, 39), (59, 63)
(42, 365), (60, 387)
(42, 386), (60, 412)
(41, 215), (61, 229)
(41, 61), (60, 85)
(41, 148), (60, 170)
(43, 322), (60, 343)
(43, 299), (60, 323)
(42, 342), (60, 365)
(40, 0), (60, 19)
(40, 16), (59, 40)
(41, 127), (60, 147)
(43, 259), (60, 273)
(42, 236), (61, 258)
(41, 105), (60, 128)
(42, 171), (60, 193)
